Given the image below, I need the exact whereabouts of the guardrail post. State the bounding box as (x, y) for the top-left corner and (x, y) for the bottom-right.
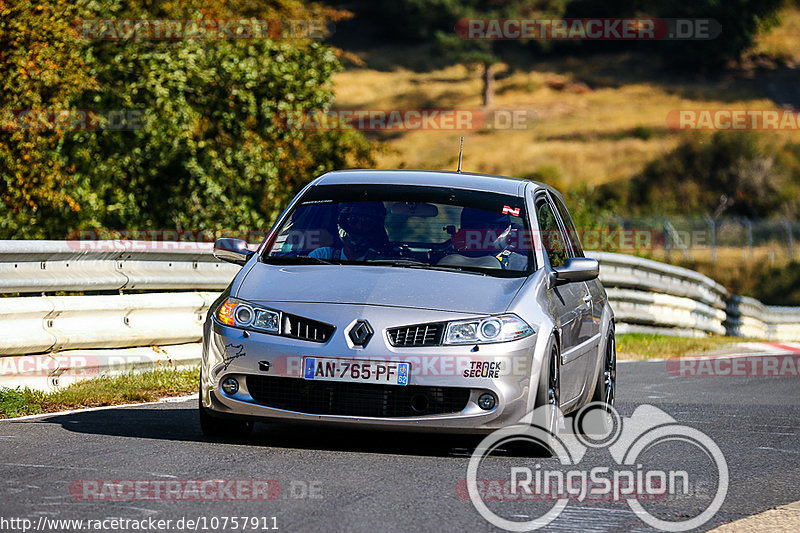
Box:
(705, 216), (716, 263)
(744, 218), (753, 260)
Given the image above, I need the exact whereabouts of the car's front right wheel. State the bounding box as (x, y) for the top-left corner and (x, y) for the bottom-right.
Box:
(592, 330), (616, 412)
(526, 336), (561, 455)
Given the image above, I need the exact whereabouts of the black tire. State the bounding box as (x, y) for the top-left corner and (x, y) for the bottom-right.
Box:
(525, 337), (561, 456)
(592, 331), (616, 412)
(198, 377), (254, 438)
(571, 331), (617, 439)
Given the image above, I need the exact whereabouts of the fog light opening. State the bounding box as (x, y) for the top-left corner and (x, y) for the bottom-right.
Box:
(410, 394), (429, 413)
(477, 392), (496, 411)
(221, 377), (239, 396)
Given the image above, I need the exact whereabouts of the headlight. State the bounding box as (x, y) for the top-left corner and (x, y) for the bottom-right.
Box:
(216, 297), (280, 333)
(444, 314), (533, 345)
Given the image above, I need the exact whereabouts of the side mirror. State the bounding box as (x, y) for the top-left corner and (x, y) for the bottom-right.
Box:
(551, 257), (599, 286)
(213, 238), (254, 266)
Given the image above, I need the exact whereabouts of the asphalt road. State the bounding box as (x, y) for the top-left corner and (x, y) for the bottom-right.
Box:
(1, 358), (799, 532)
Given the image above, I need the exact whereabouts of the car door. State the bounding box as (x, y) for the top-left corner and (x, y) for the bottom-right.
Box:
(534, 193), (587, 405)
(549, 191), (602, 399)
(550, 192), (599, 341)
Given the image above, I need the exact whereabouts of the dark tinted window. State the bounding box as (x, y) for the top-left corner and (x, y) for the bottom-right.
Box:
(263, 184), (535, 277)
(535, 197), (568, 268)
(552, 194), (584, 258)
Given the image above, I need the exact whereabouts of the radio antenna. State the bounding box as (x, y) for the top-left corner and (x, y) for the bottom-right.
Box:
(457, 136), (464, 173)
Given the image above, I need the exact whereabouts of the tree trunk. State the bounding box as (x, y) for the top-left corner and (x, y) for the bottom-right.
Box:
(482, 62), (494, 109)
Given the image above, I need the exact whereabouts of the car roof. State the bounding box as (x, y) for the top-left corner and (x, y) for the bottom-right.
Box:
(314, 169), (556, 197)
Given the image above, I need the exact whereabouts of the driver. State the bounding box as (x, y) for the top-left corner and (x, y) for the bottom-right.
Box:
(309, 202), (387, 261)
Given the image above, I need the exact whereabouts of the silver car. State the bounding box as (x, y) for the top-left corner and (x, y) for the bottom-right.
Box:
(199, 170), (615, 437)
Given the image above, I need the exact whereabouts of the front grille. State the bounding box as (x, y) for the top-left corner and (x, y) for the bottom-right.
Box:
(246, 376), (470, 417)
(282, 313), (335, 343)
(387, 323), (444, 347)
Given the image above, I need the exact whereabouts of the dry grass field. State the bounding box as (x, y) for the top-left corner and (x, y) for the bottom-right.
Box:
(332, 7), (799, 188)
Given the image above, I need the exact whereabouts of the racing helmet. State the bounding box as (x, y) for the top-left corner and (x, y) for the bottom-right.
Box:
(457, 208), (512, 251)
(337, 202), (387, 254)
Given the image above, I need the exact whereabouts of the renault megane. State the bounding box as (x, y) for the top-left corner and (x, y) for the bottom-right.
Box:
(199, 169), (615, 437)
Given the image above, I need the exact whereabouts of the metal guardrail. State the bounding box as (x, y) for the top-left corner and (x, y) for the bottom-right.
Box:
(0, 241), (798, 361)
(586, 251), (730, 337)
(725, 296), (800, 342)
(0, 240), (240, 293)
(0, 292), (219, 355)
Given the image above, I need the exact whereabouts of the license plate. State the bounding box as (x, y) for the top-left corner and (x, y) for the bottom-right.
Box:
(303, 357), (409, 386)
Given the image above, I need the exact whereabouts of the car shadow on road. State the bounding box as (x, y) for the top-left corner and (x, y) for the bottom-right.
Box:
(33, 402), (540, 458)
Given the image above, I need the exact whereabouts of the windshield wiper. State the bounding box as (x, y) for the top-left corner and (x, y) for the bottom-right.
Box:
(368, 259), (487, 276)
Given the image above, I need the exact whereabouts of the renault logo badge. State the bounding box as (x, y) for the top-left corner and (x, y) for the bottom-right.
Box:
(348, 320), (373, 347)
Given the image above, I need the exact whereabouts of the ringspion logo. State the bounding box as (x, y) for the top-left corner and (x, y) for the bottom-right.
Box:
(466, 404), (728, 531)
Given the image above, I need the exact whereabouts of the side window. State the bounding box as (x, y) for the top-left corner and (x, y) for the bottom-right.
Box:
(535, 197), (568, 268)
(552, 194), (584, 258)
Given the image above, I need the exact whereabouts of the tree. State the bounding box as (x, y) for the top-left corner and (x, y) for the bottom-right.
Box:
(0, 0), (373, 238)
(348, 0), (566, 107)
(647, 0), (784, 69)
(626, 132), (800, 219)
(0, 0), (98, 238)
(434, 0), (567, 108)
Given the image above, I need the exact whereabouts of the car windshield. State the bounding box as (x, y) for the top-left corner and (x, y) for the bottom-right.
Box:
(262, 184), (535, 277)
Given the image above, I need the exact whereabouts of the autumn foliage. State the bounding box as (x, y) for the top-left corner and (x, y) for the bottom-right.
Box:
(0, 0), (372, 238)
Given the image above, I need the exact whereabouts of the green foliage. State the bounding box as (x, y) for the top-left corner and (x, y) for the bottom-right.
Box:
(561, 183), (622, 234)
(0, 0), (373, 238)
(0, 0), (98, 238)
(431, 0), (567, 65)
(67, 33), (372, 231)
(615, 333), (746, 361)
(648, 0), (784, 69)
(337, 0), (784, 70)
(561, 0), (784, 69)
(0, 366), (200, 419)
(624, 132), (800, 218)
(754, 261), (800, 306)
(0, 387), (43, 418)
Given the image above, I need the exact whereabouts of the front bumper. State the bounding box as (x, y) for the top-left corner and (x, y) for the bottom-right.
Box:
(200, 302), (547, 433)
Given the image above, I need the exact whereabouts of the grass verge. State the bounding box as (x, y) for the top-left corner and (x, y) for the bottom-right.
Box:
(0, 338), (763, 418)
(0, 366), (199, 419)
(616, 333), (750, 361)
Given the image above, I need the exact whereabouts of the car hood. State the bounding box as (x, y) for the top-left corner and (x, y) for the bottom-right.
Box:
(236, 263), (527, 314)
